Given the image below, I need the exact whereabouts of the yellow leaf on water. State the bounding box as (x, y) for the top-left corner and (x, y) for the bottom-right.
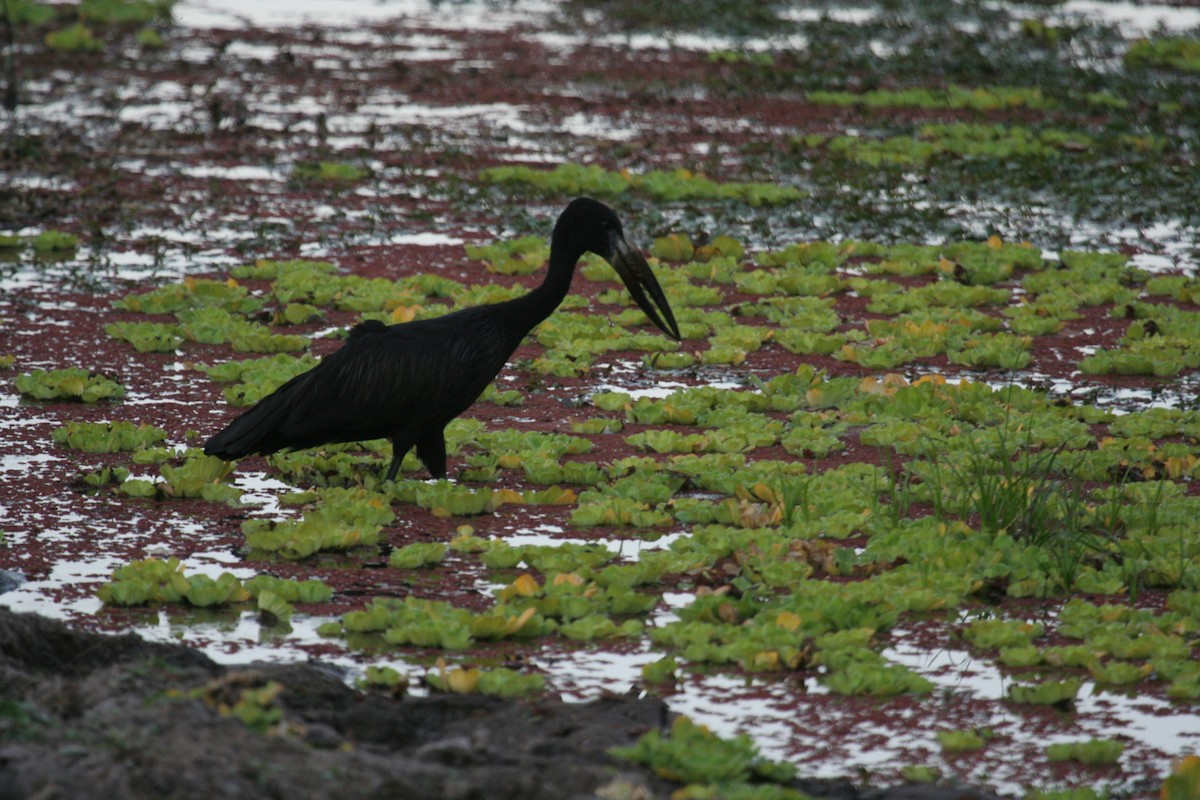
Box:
(389, 305), (420, 323)
(505, 606), (537, 635)
(553, 572), (585, 588)
(1161, 754), (1200, 800)
(511, 573), (540, 597)
(749, 651), (780, 671)
(776, 611), (803, 631)
(492, 488), (524, 507)
(445, 667), (480, 694)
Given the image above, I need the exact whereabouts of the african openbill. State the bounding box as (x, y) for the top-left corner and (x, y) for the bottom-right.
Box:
(203, 197), (681, 480)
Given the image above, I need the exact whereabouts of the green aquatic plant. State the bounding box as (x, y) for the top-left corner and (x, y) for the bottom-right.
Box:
(199, 352), (319, 406)
(1045, 738), (1124, 766)
(15, 368), (125, 402)
(80, 0), (172, 24)
(244, 487), (393, 558)
(936, 729), (989, 753)
(388, 542), (447, 569)
(243, 516), (380, 559)
(6, 0), (55, 25)
(159, 453), (239, 500)
(31, 230), (79, 251)
(105, 321), (183, 352)
(1007, 678), (1082, 707)
(114, 276), (261, 314)
(822, 123), (1099, 168)
(961, 618), (1044, 650)
(1127, 37), (1200, 72)
(610, 716), (796, 786)
(97, 558), (238, 606)
(51, 420), (167, 452)
(136, 26), (164, 48)
(808, 85), (1054, 111)
(821, 661), (934, 697)
(480, 163), (802, 206)
(465, 234), (549, 275)
(335, 595), (552, 650)
(292, 161), (368, 183)
(425, 663), (546, 698)
(44, 23), (102, 52)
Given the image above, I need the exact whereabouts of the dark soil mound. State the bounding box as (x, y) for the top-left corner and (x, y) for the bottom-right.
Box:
(0, 609), (1001, 800)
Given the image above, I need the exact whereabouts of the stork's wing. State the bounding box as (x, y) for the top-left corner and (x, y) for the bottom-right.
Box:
(203, 313), (510, 459)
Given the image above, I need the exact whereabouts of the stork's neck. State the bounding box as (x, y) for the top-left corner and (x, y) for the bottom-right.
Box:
(517, 239), (583, 329)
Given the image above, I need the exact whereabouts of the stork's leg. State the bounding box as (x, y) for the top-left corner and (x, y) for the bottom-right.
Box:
(415, 429), (448, 480)
(385, 436), (415, 482)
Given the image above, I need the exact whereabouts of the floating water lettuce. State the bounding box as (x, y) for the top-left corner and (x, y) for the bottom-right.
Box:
(808, 85), (1054, 111)
(243, 487), (393, 558)
(610, 716), (797, 785)
(199, 352), (319, 406)
(44, 22), (101, 52)
(465, 235), (549, 275)
(1007, 678), (1082, 707)
(98, 558), (250, 607)
(821, 662), (934, 697)
(821, 123), (1102, 168)
(642, 655), (678, 685)
(1045, 739), (1124, 766)
(106, 321), (184, 352)
(15, 368), (125, 402)
(936, 729), (989, 753)
(425, 662), (545, 697)
(31, 229), (80, 250)
(159, 453), (240, 501)
(52, 420), (167, 452)
(480, 163), (802, 207)
(114, 276), (261, 314)
(293, 161), (368, 183)
(243, 516), (381, 559)
(336, 596), (552, 649)
(1127, 37), (1200, 72)
(388, 542), (447, 569)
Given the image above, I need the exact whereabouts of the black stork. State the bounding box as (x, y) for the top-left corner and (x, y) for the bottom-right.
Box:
(203, 197), (681, 481)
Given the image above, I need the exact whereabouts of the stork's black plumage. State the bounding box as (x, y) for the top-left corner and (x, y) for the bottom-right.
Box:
(203, 197), (680, 480)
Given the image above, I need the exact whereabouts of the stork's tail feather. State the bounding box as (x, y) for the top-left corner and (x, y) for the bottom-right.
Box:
(203, 390), (295, 460)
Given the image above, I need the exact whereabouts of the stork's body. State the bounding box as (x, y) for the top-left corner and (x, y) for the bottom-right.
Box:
(203, 198), (680, 480)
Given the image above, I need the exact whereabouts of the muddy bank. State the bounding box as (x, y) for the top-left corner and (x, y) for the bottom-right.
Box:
(0, 608), (1003, 800)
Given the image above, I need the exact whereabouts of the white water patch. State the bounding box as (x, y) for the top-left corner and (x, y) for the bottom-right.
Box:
(232, 472), (297, 517)
(559, 111), (643, 142)
(175, 0), (554, 32)
(0, 558), (117, 618)
(1050, 0), (1200, 35)
(593, 359), (745, 399)
(181, 164), (289, 182)
(886, 635), (1195, 794)
(388, 231), (464, 246)
(117, 81), (194, 129)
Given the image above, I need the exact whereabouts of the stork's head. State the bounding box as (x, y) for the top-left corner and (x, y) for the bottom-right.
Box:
(554, 197), (681, 340)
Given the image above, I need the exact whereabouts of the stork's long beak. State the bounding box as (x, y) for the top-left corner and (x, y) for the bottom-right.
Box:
(608, 233), (681, 340)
